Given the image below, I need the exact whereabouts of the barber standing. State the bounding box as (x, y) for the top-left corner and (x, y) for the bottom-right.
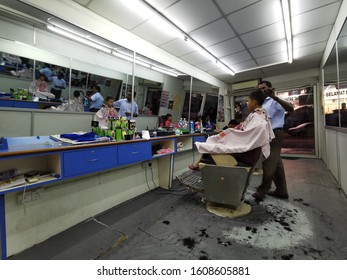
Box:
(252, 80), (294, 201)
(50, 72), (66, 99)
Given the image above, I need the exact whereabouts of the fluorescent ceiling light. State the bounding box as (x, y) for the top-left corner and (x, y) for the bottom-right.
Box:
(217, 62), (235, 76)
(47, 18), (89, 38)
(47, 25), (111, 53)
(236, 60), (289, 73)
(112, 50), (133, 62)
(151, 66), (178, 77)
(281, 0), (293, 63)
(112, 51), (151, 68)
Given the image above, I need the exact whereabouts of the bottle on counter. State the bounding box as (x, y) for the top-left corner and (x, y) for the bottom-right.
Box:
(189, 121), (194, 134)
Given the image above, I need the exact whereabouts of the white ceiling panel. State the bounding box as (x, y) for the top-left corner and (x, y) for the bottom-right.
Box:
(195, 60), (220, 71)
(241, 22), (285, 48)
(221, 51), (252, 66)
(206, 37), (245, 58)
(131, 19), (179, 46)
(215, 0), (260, 14)
(162, 0), (221, 32)
(290, 0), (339, 16)
(291, 2), (341, 35)
(256, 52), (288, 66)
(180, 51), (211, 65)
(72, 0), (90, 5)
(231, 60), (259, 72)
(86, 0), (149, 30)
(160, 38), (196, 57)
(145, 0), (178, 10)
(227, 0), (283, 35)
(2, 0), (344, 85)
(294, 42), (327, 59)
(189, 18), (235, 47)
(293, 26), (333, 48)
(249, 40), (287, 58)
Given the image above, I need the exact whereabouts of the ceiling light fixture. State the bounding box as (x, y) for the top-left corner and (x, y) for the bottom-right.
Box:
(151, 66), (179, 77)
(47, 25), (111, 53)
(47, 18), (180, 76)
(141, 0), (235, 76)
(217, 61), (236, 76)
(281, 0), (293, 63)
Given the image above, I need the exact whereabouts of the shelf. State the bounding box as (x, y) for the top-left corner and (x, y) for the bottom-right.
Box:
(151, 139), (176, 157)
(0, 153), (61, 194)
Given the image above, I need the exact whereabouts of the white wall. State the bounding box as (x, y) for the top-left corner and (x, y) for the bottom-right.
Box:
(5, 162), (159, 256)
(0, 108), (159, 137)
(325, 128), (347, 195)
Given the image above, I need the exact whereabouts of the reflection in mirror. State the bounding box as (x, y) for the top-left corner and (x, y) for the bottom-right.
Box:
(83, 72), (123, 113)
(181, 78), (219, 131)
(323, 16), (347, 128)
(323, 43), (338, 126)
(136, 77), (163, 116)
(0, 52), (34, 99)
(34, 60), (68, 101)
(337, 19), (347, 127)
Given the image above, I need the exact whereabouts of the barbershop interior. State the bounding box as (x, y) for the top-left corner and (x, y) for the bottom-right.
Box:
(0, 0), (347, 260)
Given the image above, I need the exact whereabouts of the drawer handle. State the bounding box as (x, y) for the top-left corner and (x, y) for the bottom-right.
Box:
(88, 159), (99, 162)
(131, 152), (139, 154)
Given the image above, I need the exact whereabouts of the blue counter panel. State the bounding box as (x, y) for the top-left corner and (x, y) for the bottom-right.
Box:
(117, 142), (152, 166)
(62, 146), (117, 178)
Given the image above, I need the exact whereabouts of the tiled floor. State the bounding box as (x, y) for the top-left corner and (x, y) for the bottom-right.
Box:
(10, 158), (347, 260)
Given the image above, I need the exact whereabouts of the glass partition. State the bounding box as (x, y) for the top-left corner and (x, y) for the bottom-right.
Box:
(180, 78), (219, 130)
(337, 20), (347, 127)
(0, 52), (34, 99)
(323, 18), (347, 128)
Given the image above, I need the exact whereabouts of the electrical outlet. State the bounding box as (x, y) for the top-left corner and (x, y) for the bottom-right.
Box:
(142, 161), (152, 168)
(17, 191), (32, 203)
(32, 188), (43, 201)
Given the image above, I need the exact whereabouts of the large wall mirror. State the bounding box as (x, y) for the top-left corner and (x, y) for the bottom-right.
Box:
(324, 18), (347, 128)
(180, 77), (220, 130)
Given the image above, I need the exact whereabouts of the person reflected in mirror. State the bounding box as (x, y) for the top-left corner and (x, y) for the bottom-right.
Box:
(28, 73), (55, 100)
(142, 101), (152, 115)
(202, 113), (216, 131)
(94, 96), (117, 128)
(164, 113), (174, 127)
(49, 72), (66, 100)
(38, 63), (54, 81)
(53, 90), (84, 112)
(87, 85), (104, 112)
(252, 80), (294, 201)
(114, 90), (139, 120)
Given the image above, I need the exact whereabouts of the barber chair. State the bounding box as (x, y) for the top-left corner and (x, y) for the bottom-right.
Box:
(177, 147), (262, 218)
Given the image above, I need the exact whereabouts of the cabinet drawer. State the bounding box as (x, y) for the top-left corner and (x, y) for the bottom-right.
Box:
(193, 135), (206, 144)
(62, 146), (117, 177)
(14, 101), (38, 109)
(118, 142), (152, 165)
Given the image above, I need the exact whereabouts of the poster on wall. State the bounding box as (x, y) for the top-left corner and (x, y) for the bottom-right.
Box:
(217, 95), (225, 122)
(160, 90), (169, 107)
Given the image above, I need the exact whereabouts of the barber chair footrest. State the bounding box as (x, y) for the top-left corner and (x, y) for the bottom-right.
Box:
(176, 170), (204, 193)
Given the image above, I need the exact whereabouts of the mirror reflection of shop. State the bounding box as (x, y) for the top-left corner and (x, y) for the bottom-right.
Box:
(234, 95), (250, 121)
(277, 86), (315, 155)
(181, 91), (203, 121)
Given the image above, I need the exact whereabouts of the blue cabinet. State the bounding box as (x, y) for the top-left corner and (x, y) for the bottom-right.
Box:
(62, 146), (117, 178)
(118, 142), (152, 166)
(0, 99), (14, 107)
(14, 101), (38, 109)
(193, 135), (206, 144)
